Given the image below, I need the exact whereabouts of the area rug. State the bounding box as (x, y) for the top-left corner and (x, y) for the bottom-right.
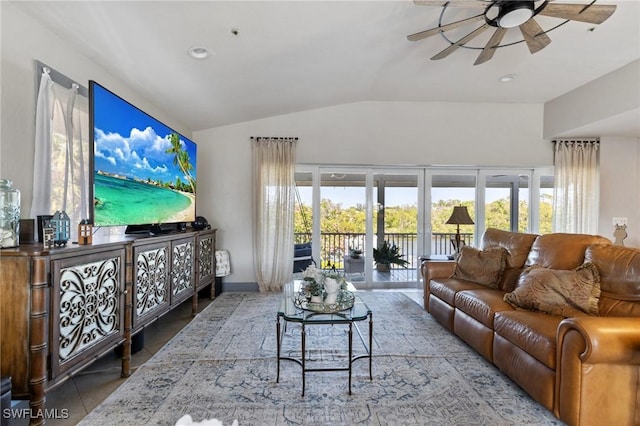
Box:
(79, 292), (562, 426)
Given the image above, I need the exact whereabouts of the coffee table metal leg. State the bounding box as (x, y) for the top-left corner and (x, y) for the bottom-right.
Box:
(369, 312), (373, 380)
(276, 316), (281, 383)
(301, 323), (306, 397)
(348, 322), (353, 395)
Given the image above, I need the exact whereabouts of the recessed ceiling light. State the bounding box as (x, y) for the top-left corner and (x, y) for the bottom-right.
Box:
(499, 74), (517, 83)
(187, 46), (210, 60)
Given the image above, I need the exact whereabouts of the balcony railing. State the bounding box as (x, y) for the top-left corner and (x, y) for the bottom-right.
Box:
(294, 232), (474, 270)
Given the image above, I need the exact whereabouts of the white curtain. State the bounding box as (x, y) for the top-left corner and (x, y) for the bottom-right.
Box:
(252, 137), (297, 292)
(31, 67), (89, 241)
(30, 69), (54, 220)
(552, 139), (599, 234)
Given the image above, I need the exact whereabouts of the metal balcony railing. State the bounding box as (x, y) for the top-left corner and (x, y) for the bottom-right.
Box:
(294, 232), (474, 270)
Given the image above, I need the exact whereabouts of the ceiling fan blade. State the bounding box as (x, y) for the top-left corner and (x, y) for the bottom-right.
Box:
(474, 27), (507, 65)
(407, 14), (485, 41)
(538, 3), (617, 24)
(519, 18), (552, 54)
(431, 23), (490, 60)
(413, 0), (488, 8)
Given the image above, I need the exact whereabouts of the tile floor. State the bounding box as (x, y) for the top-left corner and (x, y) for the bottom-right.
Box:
(5, 289), (423, 426)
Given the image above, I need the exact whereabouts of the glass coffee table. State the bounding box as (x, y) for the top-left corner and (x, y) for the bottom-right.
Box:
(276, 280), (373, 396)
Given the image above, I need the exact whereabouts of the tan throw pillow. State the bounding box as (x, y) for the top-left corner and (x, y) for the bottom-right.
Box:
(503, 262), (601, 318)
(452, 246), (507, 288)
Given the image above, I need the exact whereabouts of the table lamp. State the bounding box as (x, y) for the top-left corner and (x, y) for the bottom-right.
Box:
(445, 206), (474, 259)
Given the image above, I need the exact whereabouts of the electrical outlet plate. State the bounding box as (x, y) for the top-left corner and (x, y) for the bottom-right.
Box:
(612, 217), (628, 227)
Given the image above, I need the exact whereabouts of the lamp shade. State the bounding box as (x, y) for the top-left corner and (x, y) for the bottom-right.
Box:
(446, 206), (474, 225)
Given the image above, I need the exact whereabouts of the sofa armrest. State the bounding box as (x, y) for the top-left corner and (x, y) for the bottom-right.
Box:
(420, 260), (456, 312)
(556, 317), (640, 425)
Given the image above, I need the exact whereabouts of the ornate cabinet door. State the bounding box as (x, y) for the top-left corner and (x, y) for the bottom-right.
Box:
(50, 248), (125, 377)
(170, 236), (196, 306)
(196, 229), (216, 292)
(132, 241), (171, 329)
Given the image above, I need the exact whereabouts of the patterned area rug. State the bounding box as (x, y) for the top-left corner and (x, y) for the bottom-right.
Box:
(79, 292), (562, 426)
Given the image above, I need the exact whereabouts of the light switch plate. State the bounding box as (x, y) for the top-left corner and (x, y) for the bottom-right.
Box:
(612, 217), (628, 227)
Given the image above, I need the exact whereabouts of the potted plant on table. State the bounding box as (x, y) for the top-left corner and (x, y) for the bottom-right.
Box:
(349, 247), (363, 259)
(373, 240), (409, 272)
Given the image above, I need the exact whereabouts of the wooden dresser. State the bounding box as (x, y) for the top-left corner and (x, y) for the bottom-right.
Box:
(0, 228), (216, 425)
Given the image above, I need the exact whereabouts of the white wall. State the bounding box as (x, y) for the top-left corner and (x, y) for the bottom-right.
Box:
(195, 101), (551, 284)
(0, 2), (190, 217)
(544, 60), (640, 139)
(599, 137), (640, 247)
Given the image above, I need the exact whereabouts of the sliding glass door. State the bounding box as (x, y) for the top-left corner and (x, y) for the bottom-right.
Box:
(295, 166), (422, 289)
(371, 170), (420, 287)
(429, 172), (477, 258)
(295, 165), (552, 287)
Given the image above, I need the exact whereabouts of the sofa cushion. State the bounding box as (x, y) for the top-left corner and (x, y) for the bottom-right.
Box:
(481, 228), (539, 292)
(454, 289), (514, 328)
(429, 278), (485, 306)
(504, 262), (601, 318)
(585, 244), (640, 317)
(494, 310), (562, 369)
(525, 233), (611, 270)
(481, 228), (538, 269)
(452, 246), (507, 288)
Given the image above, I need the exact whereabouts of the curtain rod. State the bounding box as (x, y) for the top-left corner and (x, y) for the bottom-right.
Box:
(251, 137), (298, 141)
(35, 60), (89, 98)
(551, 138), (599, 143)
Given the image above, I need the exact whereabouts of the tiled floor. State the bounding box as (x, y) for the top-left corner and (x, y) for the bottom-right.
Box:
(5, 289), (423, 426)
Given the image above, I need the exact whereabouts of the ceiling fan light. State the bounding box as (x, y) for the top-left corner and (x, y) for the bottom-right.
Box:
(498, 1), (534, 28)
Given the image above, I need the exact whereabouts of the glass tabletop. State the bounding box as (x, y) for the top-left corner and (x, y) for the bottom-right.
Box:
(278, 280), (371, 323)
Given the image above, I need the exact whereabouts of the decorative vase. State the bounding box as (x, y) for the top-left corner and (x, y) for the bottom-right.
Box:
(324, 277), (340, 304)
(0, 179), (20, 248)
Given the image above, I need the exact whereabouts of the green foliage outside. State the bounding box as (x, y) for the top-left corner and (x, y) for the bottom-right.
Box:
(295, 197), (553, 236)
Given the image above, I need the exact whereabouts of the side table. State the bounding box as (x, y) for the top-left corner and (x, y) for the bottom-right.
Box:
(344, 256), (365, 279)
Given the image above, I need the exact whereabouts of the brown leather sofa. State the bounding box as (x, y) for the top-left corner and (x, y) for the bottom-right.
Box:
(421, 228), (640, 426)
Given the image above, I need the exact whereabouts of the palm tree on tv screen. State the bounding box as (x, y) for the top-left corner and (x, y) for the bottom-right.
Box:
(166, 133), (195, 194)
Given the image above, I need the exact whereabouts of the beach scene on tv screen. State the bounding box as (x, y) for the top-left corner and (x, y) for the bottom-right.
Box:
(93, 85), (197, 226)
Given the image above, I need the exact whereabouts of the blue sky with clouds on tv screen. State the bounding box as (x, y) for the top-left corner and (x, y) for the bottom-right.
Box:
(91, 82), (197, 184)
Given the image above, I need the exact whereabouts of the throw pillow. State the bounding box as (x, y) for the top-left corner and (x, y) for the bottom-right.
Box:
(452, 246), (508, 288)
(503, 262), (601, 318)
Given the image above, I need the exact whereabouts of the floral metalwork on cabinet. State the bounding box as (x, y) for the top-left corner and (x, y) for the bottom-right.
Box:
(136, 246), (168, 316)
(58, 257), (120, 361)
(199, 237), (214, 279)
(172, 241), (194, 296)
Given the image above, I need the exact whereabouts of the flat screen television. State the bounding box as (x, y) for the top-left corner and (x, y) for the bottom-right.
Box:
(89, 81), (197, 233)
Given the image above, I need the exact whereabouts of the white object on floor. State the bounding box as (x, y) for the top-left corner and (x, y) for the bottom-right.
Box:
(216, 249), (231, 277)
(175, 414), (238, 426)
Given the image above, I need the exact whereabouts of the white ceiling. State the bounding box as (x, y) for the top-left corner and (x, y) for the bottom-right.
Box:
(12, 0), (640, 134)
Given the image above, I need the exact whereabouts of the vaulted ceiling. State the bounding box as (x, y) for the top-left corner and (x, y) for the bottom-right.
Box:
(12, 1), (640, 134)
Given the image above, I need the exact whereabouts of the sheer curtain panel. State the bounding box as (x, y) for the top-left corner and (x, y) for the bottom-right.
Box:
(252, 137), (298, 292)
(552, 139), (599, 234)
(30, 65), (89, 241)
(30, 69), (54, 221)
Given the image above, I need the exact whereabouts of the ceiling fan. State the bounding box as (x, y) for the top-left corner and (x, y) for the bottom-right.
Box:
(407, 0), (617, 65)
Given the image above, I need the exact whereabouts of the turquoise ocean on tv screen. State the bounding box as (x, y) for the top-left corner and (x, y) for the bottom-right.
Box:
(94, 174), (192, 226)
